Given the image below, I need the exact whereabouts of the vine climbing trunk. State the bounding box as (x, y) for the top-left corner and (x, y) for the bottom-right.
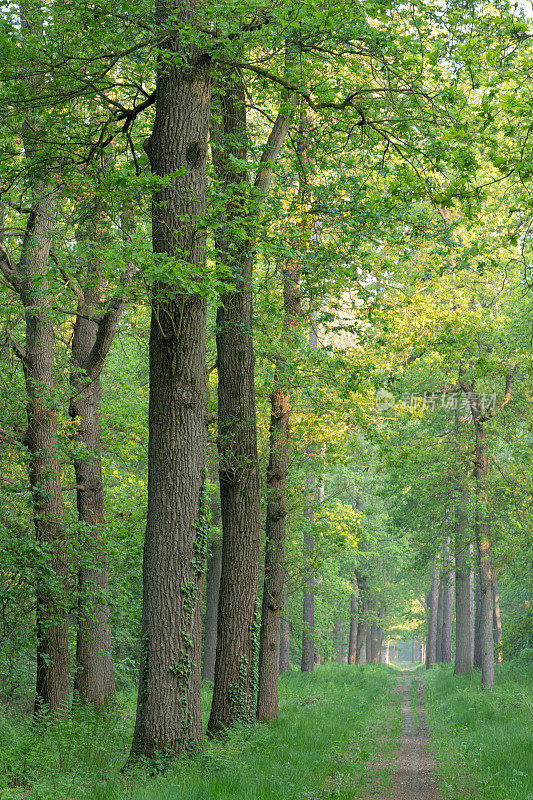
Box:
(208, 64), (294, 733)
(127, 0), (211, 760)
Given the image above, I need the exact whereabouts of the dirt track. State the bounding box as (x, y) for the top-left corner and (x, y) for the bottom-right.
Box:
(389, 676), (441, 800)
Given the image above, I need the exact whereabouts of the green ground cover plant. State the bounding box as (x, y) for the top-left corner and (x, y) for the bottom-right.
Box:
(422, 654), (533, 800)
(0, 664), (399, 800)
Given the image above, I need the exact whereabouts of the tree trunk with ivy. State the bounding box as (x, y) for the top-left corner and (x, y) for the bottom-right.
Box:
(208, 65), (294, 734)
(127, 0), (211, 760)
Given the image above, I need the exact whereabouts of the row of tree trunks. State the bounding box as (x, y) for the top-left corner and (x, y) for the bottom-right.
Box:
(348, 570), (359, 664)
(454, 495), (472, 675)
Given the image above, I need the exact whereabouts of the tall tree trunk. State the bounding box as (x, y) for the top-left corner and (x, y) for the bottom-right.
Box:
(454, 494), (472, 675)
(0, 5), (69, 715)
(128, 0), (211, 758)
(370, 622), (380, 664)
(70, 202), (131, 705)
(493, 577), (503, 662)
(348, 570), (358, 664)
(426, 564), (439, 669)
(24, 198), (70, 715)
(355, 573), (368, 664)
(209, 71), (261, 732)
(460, 373), (514, 688)
(257, 249), (301, 718)
(257, 383), (290, 719)
(470, 546), (475, 664)
(474, 422), (495, 688)
(279, 593), (290, 674)
(473, 569), (482, 668)
(441, 538), (454, 664)
(202, 539), (222, 682)
(435, 580), (444, 663)
(208, 67), (294, 733)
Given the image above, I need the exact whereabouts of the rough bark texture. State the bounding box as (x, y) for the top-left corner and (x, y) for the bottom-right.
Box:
(208, 71), (261, 734)
(454, 494), (472, 675)
(128, 0), (211, 758)
(257, 383), (290, 719)
(426, 564), (439, 669)
(348, 570), (358, 664)
(257, 251), (301, 719)
(24, 196), (70, 714)
(279, 593), (290, 674)
(202, 539), (222, 682)
(207, 63), (295, 732)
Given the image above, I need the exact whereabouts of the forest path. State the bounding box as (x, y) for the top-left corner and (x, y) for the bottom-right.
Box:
(385, 674), (441, 800)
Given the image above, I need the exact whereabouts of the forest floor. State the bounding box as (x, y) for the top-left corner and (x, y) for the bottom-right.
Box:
(0, 660), (532, 800)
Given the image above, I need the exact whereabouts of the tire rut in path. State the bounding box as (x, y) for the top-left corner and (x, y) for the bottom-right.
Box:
(389, 674), (441, 800)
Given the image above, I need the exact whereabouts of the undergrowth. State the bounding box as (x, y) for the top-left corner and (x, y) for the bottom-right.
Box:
(0, 664), (399, 800)
(422, 653), (533, 800)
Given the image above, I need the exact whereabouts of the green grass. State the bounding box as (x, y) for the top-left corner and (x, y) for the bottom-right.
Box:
(0, 664), (400, 800)
(422, 655), (533, 800)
